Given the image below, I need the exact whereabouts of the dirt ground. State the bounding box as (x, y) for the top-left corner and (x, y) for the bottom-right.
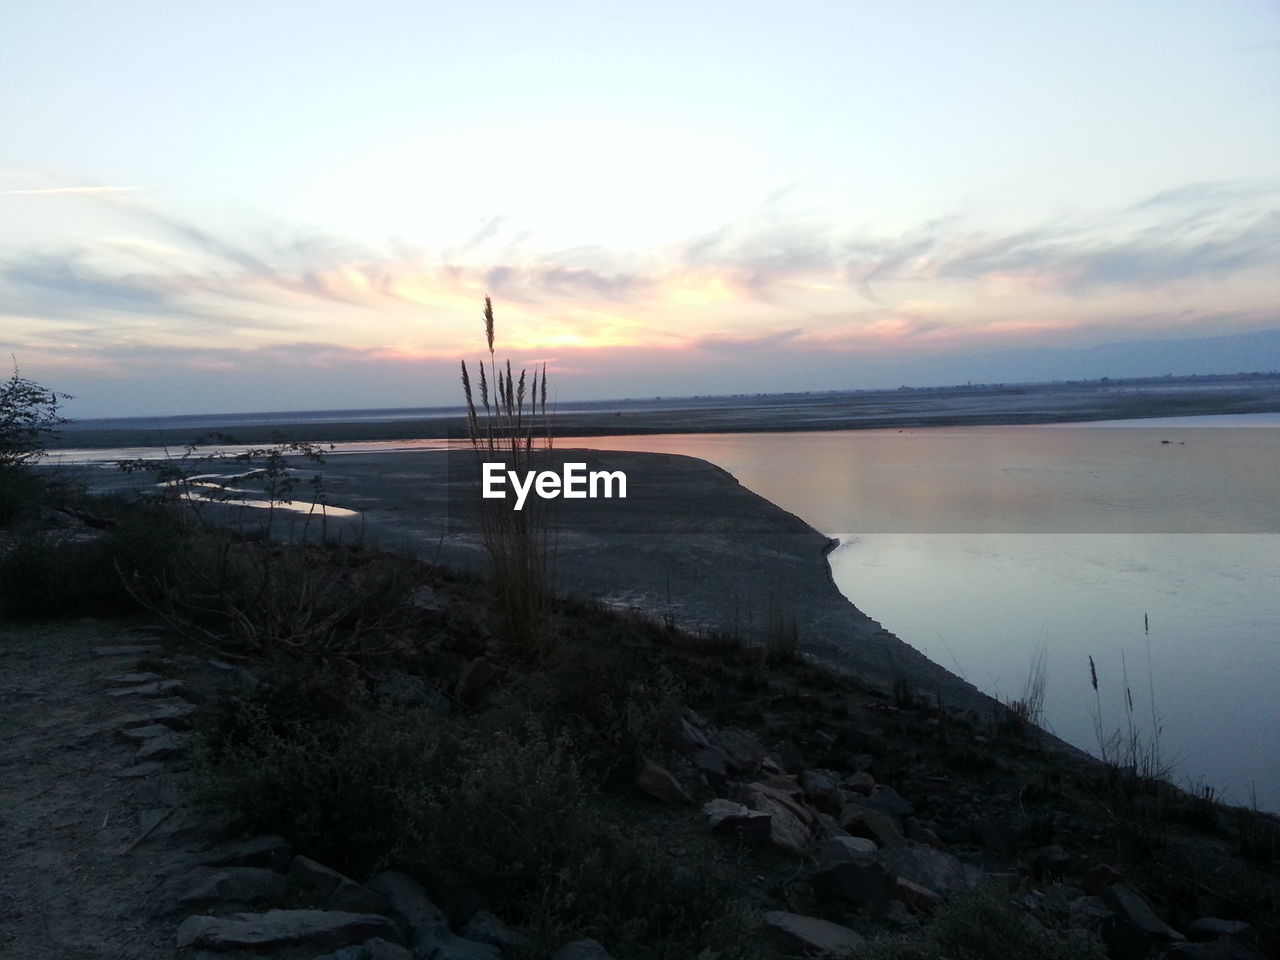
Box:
(0, 618), (221, 960)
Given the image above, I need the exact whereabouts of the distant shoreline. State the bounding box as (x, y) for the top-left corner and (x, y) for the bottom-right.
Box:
(49, 374), (1280, 452)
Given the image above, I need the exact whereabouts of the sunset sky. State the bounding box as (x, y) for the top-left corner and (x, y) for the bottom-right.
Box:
(3, 1), (1278, 417)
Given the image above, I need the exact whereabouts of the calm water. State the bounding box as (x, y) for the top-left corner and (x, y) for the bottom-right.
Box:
(52, 415), (1280, 809)
(554, 419), (1280, 811)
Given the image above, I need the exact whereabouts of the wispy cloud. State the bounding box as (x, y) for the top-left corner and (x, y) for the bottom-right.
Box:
(3, 179), (1278, 372)
(2, 185), (141, 197)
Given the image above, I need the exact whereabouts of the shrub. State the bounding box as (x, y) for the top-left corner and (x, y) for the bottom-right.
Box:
(0, 364), (70, 470)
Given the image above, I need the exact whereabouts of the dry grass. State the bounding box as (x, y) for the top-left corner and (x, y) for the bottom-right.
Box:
(460, 297), (554, 660)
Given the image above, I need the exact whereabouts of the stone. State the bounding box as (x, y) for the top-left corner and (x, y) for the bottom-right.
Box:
(822, 835), (878, 864)
(461, 910), (537, 954)
(746, 782), (814, 854)
(838, 802), (904, 848)
(167, 866), (287, 907)
(367, 871), (449, 954)
(456, 657), (498, 704)
(201, 835), (292, 872)
(552, 940), (615, 960)
(175, 909), (398, 951)
(421, 931), (502, 960)
(107, 679), (189, 698)
(864, 784), (914, 817)
(310, 939), (413, 960)
(692, 745), (731, 787)
(290, 857), (389, 914)
(703, 799), (773, 844)
(136, 732), (190, 762)
(93, 644), (162, 656)
(876, 841), (981, 898)
(115, 761), (165, 779)
(1166, 940), (1267, 960)
(800, 769), (840, 811)
(845, 771), (875, 795)
(716, 727), (767, 772)
(763, 910), (863, 957)
(117, 700), (198, 730)
(634, 757), (692, 804)
(117, 723), (174, 743)
(814, 856), (893, 908)
(106, 672), (165, 685)
(679, 716), (714, 752)
(812, 811), (849, 841)
(1102, 884), (1185, 941)
(892, 876), (943, 912)
(1187, 918), (1253, 942)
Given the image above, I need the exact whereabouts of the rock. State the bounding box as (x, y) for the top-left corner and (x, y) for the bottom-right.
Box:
(864, 785), (914, 818)
(175, 909), (398, 951)
(1166, 940), (1267, 960)
(634, 757), (692, 804)
(876, 841), (981, 898)
(290, 857), (389, 915)
(201, 835), (292, 872)
(1084, 862), (1124, 895)
(763, 910), (863, 957)
(136, 732), (190, 762)
(1187, 918), (1253, 942)
(117, 723), (174, 743)
(746, 782), (814, 854)
(813, 857), (893, 908)
(166, 866), (287, 907)
(892, 876), (943, 912)
(310, 939), (414, 960)
(117, 700), (198, 730)
(1102, 884), (1185, 941)
(679, 716), (714, 752)
(691, 745), (731, 787)
(838, 802), (903, 848)
(93, 644), (162, 656)
(845, 771), (875, 796)
(812, 811), (849, 841)
(106, 672), (165, 685)
(106, 679), (189, 698)
(157, 809), (249, 846)
(461, 910), (537, 954)
(456, 657), (497, 704)
(800, 769), (840, 811)
(822, 836), (878, 864)
(115, 761), (165, 779)
(421, 931), (502, 960)
(703, 799), (772, 844)
(716, 727), (767, 773)
(367, 871), (448, 954)
(552, 940), (615, 960)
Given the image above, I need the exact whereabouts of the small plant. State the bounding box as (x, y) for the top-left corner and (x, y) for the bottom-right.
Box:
(459, 297), (553, 659)
(1001, 647), (1047, 742)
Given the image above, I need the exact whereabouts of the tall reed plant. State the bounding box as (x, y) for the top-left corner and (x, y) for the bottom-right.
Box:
(460, 298), (553, 659)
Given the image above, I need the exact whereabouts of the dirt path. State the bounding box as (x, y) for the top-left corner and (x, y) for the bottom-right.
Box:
(0, 618), (220, 959)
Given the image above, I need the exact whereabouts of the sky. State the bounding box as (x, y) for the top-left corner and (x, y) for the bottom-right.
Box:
(2, 1), (1279, 418)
